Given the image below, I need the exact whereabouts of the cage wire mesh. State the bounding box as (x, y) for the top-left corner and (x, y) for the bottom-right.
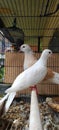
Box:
(0, 0), (59, 97)
(0, 32), (59, 96)
(0, 1), (59, 129)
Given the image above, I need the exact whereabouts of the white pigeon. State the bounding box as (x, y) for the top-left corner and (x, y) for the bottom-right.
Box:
(20, 44), (59, 84)
(20, 44), (37, 70)
(5, 49), (52, 94)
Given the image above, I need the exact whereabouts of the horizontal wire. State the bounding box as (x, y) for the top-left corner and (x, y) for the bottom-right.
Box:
(0, 15), (59, 17)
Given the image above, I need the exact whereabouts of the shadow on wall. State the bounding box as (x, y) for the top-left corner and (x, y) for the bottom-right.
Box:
(48, 28), (59, 53)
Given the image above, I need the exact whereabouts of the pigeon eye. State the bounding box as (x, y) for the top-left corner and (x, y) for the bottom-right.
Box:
(49, 51), (51, 54)
(22, 46), (25, 48)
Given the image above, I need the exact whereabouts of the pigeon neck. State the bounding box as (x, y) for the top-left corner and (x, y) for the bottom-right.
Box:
(40, 55), (48, 66)
(25, 49), (33, 54)
(24, 51), (34, 64)
(24, 51), (34, 70)
(25, 50), (33, 57)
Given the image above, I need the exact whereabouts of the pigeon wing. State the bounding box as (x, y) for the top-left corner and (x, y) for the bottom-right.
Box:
(5, 65), (47, 93)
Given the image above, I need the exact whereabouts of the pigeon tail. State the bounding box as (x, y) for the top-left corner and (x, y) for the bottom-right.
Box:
(0, 93), (9, 116)
(4, 92), (16, 113)
(0, 92), (16, 115)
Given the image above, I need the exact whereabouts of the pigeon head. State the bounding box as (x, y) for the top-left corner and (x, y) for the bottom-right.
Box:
(40, 49), (52, 66)
(20, 44), (32, 53)
(41, 49), (52, 59)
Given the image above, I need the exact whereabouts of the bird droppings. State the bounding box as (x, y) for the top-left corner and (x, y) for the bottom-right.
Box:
(0, 97), (59, 130)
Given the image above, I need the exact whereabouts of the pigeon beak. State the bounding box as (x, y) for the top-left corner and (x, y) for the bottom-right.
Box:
(19, 49), (21, 52)
(19, 47), (23, 53)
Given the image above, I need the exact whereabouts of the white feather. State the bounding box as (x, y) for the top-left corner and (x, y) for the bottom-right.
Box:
(4, 92), (16, 112)
(48, 72), (59, 84)
(6, 67), (47, 93)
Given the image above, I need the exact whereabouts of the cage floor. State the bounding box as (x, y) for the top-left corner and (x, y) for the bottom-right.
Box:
(0, 96), (59, 130)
